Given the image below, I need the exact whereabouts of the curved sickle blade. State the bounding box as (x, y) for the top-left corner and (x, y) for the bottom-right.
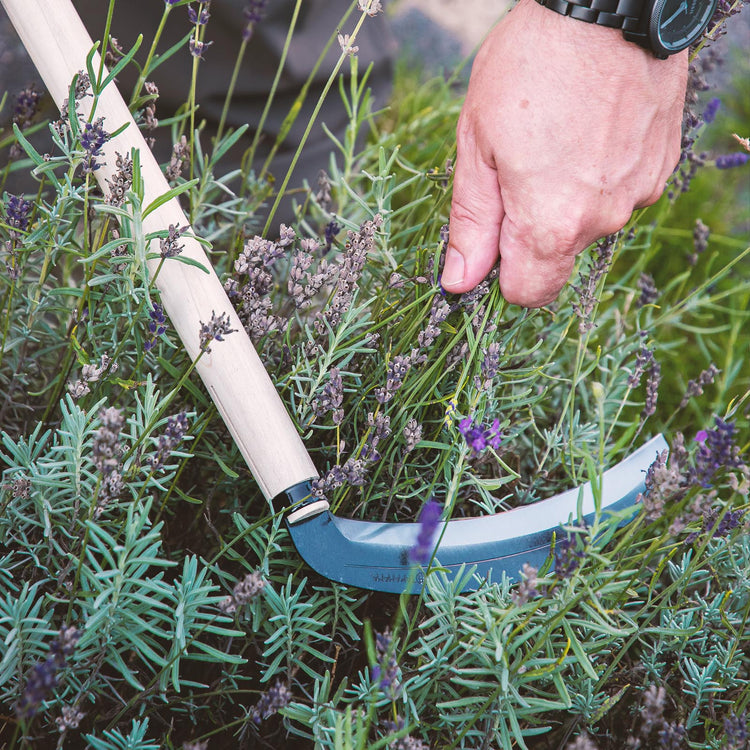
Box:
(283, 434), (667, 594)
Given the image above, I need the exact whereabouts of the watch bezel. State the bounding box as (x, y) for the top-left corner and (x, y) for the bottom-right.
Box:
(646, 0), (719, 56)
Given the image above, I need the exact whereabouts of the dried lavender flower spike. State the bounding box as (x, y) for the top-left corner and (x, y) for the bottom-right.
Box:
(199, 310), (236, 352)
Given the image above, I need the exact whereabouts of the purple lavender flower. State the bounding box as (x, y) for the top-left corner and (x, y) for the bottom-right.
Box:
(658, 722), (686, 750)
(144, 303), (167, 351)
(458, 417), (502, 456)
(242, 0), (268, 41)
(250, 680), (291, 723)
(702, 97), (721, 124)
(187, 4), (210, 25)
(723, 712), (748, 749)
(12, 85), (42, 128)
(16, 625), (79, 720)
(4, 194), (31, 237)
(148, 411), (188, 471)
(189, 39), (212, 59)
(554, 527), (586, 579)
(409, 498), (442, 564)
(715, 152), (749, 169)
(371, 629), (400, 698)
(80, 117), (109, 173)
(692, 417), (746, 487)
(324, 220), (341, 253)
(199, 310), (236, 352)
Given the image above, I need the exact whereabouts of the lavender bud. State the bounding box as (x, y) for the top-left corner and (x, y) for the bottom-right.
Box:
(199, 311), (236, 352)
(402, 418), (422, 453)
(160, 223), (188, 258)
(79, 116), (109, 173)
(251, 681), (292, 723)
(715, 152), (749, 169)
(636, 273), (659, 308)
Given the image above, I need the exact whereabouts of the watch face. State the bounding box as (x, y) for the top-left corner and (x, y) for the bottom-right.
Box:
(653, 0), (719, 52)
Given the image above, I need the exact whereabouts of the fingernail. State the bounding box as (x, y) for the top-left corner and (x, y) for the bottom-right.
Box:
(441, 247), (464, 288)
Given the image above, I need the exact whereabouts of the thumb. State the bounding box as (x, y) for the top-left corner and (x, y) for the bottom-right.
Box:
(443, 148), (503, 293)
(496, 215), (578, 308)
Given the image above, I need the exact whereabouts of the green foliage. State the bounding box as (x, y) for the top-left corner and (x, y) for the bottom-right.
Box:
(0, 2), (748, 749)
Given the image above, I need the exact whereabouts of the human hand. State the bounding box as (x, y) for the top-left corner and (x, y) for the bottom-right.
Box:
(441, 0), (688, 307)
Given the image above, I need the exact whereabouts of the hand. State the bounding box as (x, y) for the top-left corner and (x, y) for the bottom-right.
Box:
(442, 0), (688, 307)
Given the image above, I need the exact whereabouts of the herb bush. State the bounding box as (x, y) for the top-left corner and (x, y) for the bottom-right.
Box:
(1, 1), (749, 748)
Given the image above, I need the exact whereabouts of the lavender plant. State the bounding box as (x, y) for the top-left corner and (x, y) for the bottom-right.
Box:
(0, 1), (748, 748)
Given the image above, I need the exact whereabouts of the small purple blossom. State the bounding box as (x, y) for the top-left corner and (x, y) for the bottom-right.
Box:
(250, 680), (291, 724)
(16, 625), (80, 720)
(702, 97), (721, 124)
(79, 117), (109, 173)
(4, 194), (32, 237)
(554, 526), (586, 579)
(199, 310), (236, 352)
(458, 417), (502, 456)
(371, 629), (400, 698)
(187, 4), (210, 25)
(189, 39), (212, 59)
(409, 498), (442, 564)
(148, 411), (189, 471)
(324, 220), (341, 252)
(723, 712), (748, 749)
(243, 0), (268, 40)
(715, 152), (749, 169)
(12, 85), (42, 129)
(692, 417), (745, 487)
(144, 303), (167, 351)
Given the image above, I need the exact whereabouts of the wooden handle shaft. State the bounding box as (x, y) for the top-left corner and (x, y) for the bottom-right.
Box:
(2, 0), (318, 498)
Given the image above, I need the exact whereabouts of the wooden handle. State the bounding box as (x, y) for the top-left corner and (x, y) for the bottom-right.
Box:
(2, 0), (318, 499)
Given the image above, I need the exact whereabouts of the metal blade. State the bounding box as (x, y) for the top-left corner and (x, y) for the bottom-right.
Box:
(283, 434), (667, 594)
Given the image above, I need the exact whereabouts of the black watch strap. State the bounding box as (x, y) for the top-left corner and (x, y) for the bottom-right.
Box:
(535, 0), (646, 32)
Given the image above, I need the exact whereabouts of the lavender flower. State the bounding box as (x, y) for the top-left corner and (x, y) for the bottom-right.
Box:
(554, 526), (586, 579)
(658, 722), (686, 750)
(312, 367), (344, 425)
(55, 704), (85, 732)
(338, 33), (359, 56)
(715, 152), (749, 169)
(383, 717), (428, 750)
(187, 4), (210, 25)
(409, 498), (442, 564)
(12, 85), (42, 128)
(692, 417), (746, 487)
(148, 411), (189, 471)
(4, 194), (32, 240)
(458, 417), (502, 456)
(219, 571), (265, 614)
(316, 215), (382, 332)
(362, 412), (391, 463)
(93, 406), (125, 515)
(166, 135), (189, 182)
(79, 116), (109, 173)
(288, 240), (332, 309)
(417, 297), (451, 349)
(189, 39), (212, 59)
(105, 152), (133, 207)
(358, 0), (383, 14)
(324, 220), (341, 252)
(145, 303), (168, 351)
(679, 363), (719, 409)
(723, 712), (748, 749)
(511, 563), (541, 606)
(641, 685), (666, 734)
(250, 680), (292, 723)
(199, 311), (236, 352)
(402, 418), (422, 453)
(640, 358), (662, 422)
(637, 273), (659, 308)
(702, 97), (721, 124)
(160, 224), (188, 258)
(572, 235), (616, 333)
(475, 342), (501, 391)
(371, 629), (400, 698)
(16, 625), (80, 720)
(242, 0), (268, 40)
(691, 218), (710, 266)
(375, 353), (414, 404)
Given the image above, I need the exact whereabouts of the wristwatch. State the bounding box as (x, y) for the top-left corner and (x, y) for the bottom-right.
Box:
(534, 0), (719, 58)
